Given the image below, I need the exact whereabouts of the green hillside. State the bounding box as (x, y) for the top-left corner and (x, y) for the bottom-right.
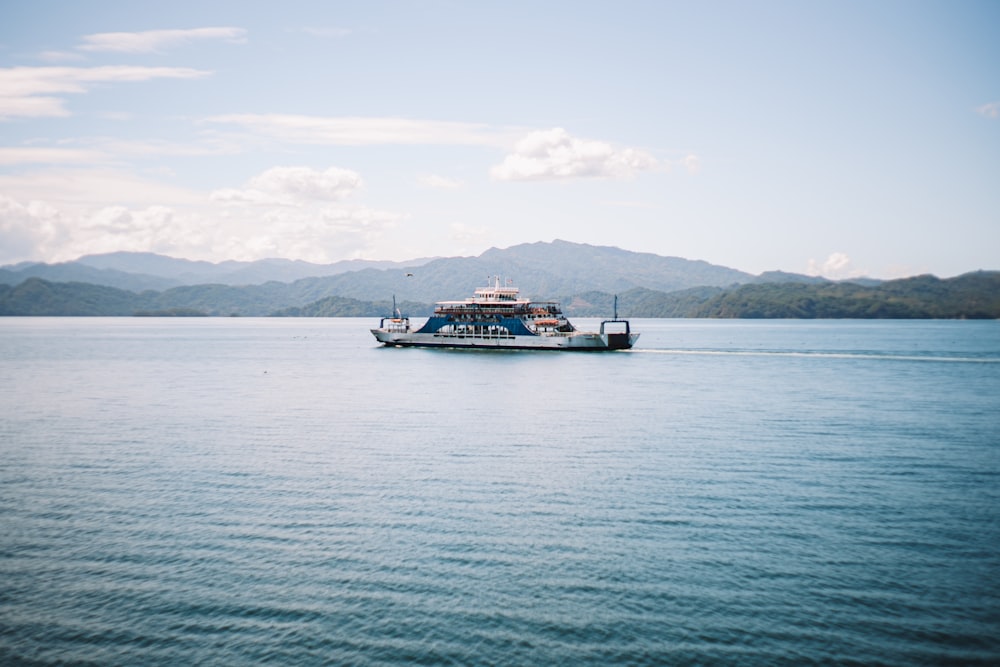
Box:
(686, 273), (1000, 319)
(2, 271), (997, 319)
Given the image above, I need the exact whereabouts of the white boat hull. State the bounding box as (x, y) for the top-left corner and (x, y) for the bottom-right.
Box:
(371, 329), (639, 350)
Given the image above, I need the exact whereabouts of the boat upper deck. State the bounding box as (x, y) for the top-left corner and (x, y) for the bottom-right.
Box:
(432, 277), (563, 317)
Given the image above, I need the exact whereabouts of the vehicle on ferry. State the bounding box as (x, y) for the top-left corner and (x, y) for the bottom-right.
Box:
(371, 277), (638, 350)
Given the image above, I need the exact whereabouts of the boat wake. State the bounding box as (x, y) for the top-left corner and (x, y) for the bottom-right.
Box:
(631, 349), (1000, 363)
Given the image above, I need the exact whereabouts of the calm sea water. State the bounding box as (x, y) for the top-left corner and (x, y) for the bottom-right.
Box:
(2, 318), (998, 666)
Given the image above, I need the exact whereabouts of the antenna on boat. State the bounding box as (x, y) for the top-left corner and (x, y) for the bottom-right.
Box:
(614, 294), (619, 320)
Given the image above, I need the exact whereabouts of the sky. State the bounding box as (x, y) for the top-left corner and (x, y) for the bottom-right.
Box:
(0, 0), (997, 279)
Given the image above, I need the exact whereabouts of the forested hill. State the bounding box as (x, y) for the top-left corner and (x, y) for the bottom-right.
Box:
(686, 273), (1000, 318)
(604, 272), (1000, 319)
(1, 271), (997, 318)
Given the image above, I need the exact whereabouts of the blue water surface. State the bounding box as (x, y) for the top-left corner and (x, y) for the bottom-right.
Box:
(1, 318), (998, 665)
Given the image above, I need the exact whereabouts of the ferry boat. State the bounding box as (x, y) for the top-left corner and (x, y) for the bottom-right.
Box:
(371, 277), (638, 350)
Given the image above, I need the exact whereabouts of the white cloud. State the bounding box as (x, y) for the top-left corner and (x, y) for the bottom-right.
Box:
(204, 166), (401, 260)
(209, 201), (400, 262)
(210, 166), (363, 206)
(250, 166), (362, 200)
(66, 204), (218, 260)
(0, 66), (210, 119)
(0, 195), (183, 263)
(0, 136), (239, 168)
(976, 101), (999, 119)
(807, 252), (865, 279)
(82, 205), (176, 238)
(490, 128), (658, 181)
(682, 154), (701, 174)
(0, 147), (109, 165)
(0, 195), (62, 263)
(209, 187), (282, 206)
(78, 27), (247, 53)
(0, 95), (69, 119)
(419, 174), (462, 189)
(205, 114), (510, 147)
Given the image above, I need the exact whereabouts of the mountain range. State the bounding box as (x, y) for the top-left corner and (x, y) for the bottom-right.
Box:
(1, 241), (997, 318)
(0, 252), (434, 292)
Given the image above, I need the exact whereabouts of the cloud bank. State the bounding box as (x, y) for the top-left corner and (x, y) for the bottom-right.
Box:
(0, 165), (401, 264)
(0, 194), (184, 263)
(207, 166), (400, 261)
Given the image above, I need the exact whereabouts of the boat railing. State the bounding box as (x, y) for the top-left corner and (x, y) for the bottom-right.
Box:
(380, 316), (410, 332)
(599, 319), (630, 335)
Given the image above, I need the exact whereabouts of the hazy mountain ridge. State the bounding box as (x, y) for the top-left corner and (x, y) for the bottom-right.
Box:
(0, 240), (760, 305)
(292, 240), (758, 303)
(2, 241), (996, 318)
(1, 252), (437, 290)
(0, 263), (179, 292)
